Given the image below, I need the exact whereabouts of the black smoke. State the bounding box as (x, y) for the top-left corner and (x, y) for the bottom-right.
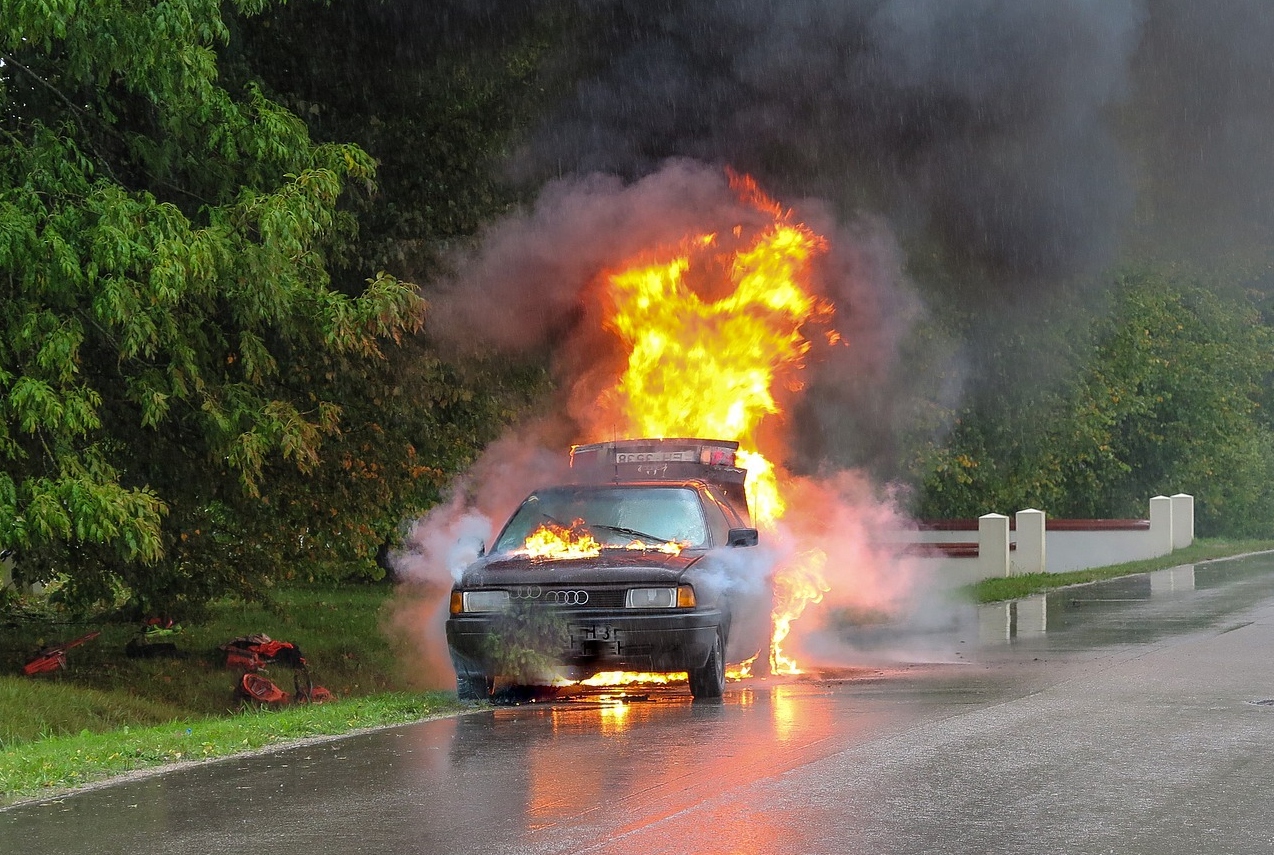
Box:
(486, 0), (1274, 291)
(406, 0), (1274, 474)
(512, 0), (1144, 286)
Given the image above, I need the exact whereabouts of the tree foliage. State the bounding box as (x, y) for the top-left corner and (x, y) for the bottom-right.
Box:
(913, 269), (1274, 535)
(1, 0), (429, 610)
(225, 0), (565, 286)
(215, 1), (563, 570)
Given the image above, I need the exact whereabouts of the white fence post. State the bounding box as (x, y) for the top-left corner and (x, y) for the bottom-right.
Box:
(1013, 509), (1046, 575)
(1171, 494), (1194, 549)
(1149, 495), (1174, 556)
(980, 513), (1010, 577)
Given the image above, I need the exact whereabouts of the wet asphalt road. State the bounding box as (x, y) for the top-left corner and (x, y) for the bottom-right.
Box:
(8, 553), (1274, 854)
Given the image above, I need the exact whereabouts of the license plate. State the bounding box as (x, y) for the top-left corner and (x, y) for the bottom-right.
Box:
(571, 624), (616, 643)
(570, 624), (619, 655)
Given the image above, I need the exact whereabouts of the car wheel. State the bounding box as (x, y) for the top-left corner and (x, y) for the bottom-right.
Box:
(688, 629), (725, 701)
(457, 672), (494, 701)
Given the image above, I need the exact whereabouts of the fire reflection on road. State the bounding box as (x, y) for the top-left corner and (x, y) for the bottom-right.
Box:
(771, 684), (803, 743)
(412, 677), (861, 844)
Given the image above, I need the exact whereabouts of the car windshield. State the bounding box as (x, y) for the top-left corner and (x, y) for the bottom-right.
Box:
(492, 486), (709, 554)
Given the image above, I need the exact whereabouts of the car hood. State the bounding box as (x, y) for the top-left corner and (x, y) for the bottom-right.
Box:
(460, 549), (703, 587)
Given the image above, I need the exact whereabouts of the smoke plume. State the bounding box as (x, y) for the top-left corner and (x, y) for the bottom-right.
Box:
(407, 157), (930, 673)
(393, 0), (1274, 678)
(513, 0), (1144, 285)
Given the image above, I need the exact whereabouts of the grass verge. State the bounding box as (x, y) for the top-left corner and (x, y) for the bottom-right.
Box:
(0, 581), (463, 807)
(966, 538), (1274, 603)
(0, 583), (421, 744)
(0, 691), (461, 806)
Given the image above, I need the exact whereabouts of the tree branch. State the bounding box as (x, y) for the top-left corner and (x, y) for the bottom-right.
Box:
(1, 52), (122, 184)
(1, 53), (215, 207)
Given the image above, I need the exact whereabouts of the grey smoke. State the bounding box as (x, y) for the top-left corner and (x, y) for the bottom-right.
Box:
(361, 0), (1274, 287)
(417, 0), (1274, 473)
(516, 0), (1144, 283)
(486, 0), (1274, 288)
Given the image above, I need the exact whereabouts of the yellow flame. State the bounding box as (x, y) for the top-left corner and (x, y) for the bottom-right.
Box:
(592, 175), (837, 674)
(521, 520), (602, 560)
(604, 222), (827, 451)
(577, 667), (752, 687)
(624, 540), (685, 555)
(580, 671), (686, 686)
(768, 548), (831, 675)
(737, 449), (782, 528)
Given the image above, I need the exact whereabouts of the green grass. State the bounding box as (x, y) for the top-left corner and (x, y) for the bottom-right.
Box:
(0, 583), (414, 736)
(0, 581), (464, 806)
(966, 538), (1274, 603)
(0, 677), (191, 747)
(0, 692), (460, 805)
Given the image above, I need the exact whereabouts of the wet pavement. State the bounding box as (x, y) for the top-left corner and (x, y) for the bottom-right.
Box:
(7, 553), (1274, 854)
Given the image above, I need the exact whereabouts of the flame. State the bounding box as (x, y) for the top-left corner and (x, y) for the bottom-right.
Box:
(578, 666), (753, 687)
(581, 671), (686, 686)
(768, 548), (831, 674)
(583, 172), (837, 680)
(521, 519), (602, 560)
(521, 520), (685, 559)
(626, 540), (685, 555)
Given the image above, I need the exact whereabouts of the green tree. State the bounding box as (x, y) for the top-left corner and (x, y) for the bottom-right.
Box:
(1, 1), (424, 610)
(216, 1), (564, 577)
(225, 0), (566, 286)
(914, 270), (1274, 536)
(1065, 271), (1274, 533)
(214, 1), (566, 575)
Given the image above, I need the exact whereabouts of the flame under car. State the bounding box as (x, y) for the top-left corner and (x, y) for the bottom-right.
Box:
(445, 439), (768, 701)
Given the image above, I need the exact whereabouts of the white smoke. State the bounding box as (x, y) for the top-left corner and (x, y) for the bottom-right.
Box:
(765, 471), (948, 668)
(398, 161), (963, 681)
(395, 504), (492, 586)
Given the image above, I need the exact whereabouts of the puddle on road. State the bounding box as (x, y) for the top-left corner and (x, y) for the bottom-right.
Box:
(973, 552), (1274, 650)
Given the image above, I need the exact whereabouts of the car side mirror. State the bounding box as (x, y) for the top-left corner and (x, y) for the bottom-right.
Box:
(477, 541), (486, 558)
(727, 528), (759, 548)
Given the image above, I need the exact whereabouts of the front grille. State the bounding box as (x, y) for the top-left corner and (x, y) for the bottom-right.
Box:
(505, 587), (627, 608)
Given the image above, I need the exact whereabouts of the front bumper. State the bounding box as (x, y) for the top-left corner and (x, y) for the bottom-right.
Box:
(446, 607), (722, 679)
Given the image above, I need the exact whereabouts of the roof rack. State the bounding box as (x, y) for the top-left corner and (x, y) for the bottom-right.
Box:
(570, 437), (748, 492)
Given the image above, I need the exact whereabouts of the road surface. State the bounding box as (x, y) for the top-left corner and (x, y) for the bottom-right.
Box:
(6, 553), (1274, 854)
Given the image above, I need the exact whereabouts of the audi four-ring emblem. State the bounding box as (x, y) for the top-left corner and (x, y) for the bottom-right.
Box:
(546, 589), (589, 605)
(507, 587), (589, 605)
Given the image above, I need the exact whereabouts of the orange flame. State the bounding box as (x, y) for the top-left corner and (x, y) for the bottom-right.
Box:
(522, 520), (685, 559)
(584, 172), (838, 678)
(521, 519), (602, 560)
(769, 549), (831, 674)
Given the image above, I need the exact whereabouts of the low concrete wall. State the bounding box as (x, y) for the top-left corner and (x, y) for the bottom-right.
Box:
(896, 494), (1194, 586)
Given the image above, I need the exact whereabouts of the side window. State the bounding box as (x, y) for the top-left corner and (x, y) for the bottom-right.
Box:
(700, 492), (732, 548)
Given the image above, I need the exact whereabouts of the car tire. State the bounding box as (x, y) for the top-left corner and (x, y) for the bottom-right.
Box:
(688, 629), (725, 701)
(457, 672), (494, 701)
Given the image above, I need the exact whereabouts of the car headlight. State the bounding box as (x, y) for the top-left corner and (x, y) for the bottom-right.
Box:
(453, 590), (510, 613)
(625, 585), (696, 609)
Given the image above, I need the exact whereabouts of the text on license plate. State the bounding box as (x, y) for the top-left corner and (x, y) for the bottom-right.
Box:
(571, 624), (616, 643)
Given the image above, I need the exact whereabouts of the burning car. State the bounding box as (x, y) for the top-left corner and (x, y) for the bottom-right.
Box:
(445, 438), (770, 701)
